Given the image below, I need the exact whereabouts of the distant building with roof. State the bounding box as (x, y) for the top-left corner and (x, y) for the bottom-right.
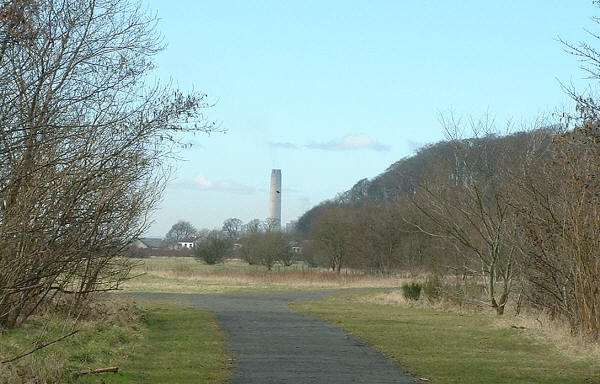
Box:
(133, 237), (164, 250)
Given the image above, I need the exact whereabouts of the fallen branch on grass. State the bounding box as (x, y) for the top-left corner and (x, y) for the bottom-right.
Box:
(78, 366), (119, 375)
(1, 330), (79, 364)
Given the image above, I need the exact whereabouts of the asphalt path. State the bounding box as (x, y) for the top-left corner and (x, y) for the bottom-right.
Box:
(128, 290), (415, 384)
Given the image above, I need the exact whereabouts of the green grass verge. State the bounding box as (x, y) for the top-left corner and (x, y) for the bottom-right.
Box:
(290, 292), (600, 384)
(78, 302), (231, 384)
(1, 300), (230, 384)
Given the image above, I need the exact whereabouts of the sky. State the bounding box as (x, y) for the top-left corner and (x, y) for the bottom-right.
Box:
(142, 0), (599, 237)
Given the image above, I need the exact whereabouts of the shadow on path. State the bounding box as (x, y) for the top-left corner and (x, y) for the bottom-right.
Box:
(127, 290), (415, 384)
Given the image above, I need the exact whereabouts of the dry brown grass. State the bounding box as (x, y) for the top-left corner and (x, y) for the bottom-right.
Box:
(493, 310), (600, 362)
(122, 257), (406, 293)
(152, 268), (404, 288)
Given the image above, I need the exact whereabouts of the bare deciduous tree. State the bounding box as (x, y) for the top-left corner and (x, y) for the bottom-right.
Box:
(262, 217), (280, 232)
(310, 206), (355, 273)
(353, 203), (407, 275)
(244, 219), (261, 234)
(514, 118), (600, 338)
(0, 0), (215, 328)
(411, 115), (522, 315)
(222, 218), (243, 239)
(165, 221), (198, 246)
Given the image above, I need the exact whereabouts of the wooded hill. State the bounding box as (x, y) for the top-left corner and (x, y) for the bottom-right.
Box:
(296, 128), (550, 236)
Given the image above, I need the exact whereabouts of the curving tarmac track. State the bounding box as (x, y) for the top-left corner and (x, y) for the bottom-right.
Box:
(129, 290), (415, 384)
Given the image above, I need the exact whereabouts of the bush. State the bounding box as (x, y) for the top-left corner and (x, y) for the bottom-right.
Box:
(237, 231), (290, 270)
(194, 230), (230, 265)
(402, 282), (422, 301)
(423, 275), (442, 302)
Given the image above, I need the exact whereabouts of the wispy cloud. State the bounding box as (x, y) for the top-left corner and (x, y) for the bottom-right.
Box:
(170, 175), (256, 194)
(270, 134), (390, 152)
(307, 134), (390, 151)
(269, 141), (299, 149)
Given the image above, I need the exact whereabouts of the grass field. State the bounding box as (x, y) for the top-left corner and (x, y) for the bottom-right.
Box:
(121, 256), (404, 293)
(291, 291), (600, 384)
(0, 299), (230, 384)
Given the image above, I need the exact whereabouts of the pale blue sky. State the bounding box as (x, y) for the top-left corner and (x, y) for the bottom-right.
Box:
(143, 1), (597, 237)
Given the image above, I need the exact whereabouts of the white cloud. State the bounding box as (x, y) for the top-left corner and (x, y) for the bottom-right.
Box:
(266, 134), (390, 151)
(169, 175), (256, 194)
(307, 134), (390, 151)
(195, 174), (213, 189)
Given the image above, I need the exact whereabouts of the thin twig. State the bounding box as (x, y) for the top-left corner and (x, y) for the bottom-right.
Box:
(1, 330), (79, 364)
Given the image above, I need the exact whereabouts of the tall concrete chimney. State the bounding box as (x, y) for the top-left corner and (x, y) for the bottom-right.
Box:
(269, 169), (282, 230)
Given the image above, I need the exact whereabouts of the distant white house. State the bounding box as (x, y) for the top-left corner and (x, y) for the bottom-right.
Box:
(177, 237), (196, 249)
